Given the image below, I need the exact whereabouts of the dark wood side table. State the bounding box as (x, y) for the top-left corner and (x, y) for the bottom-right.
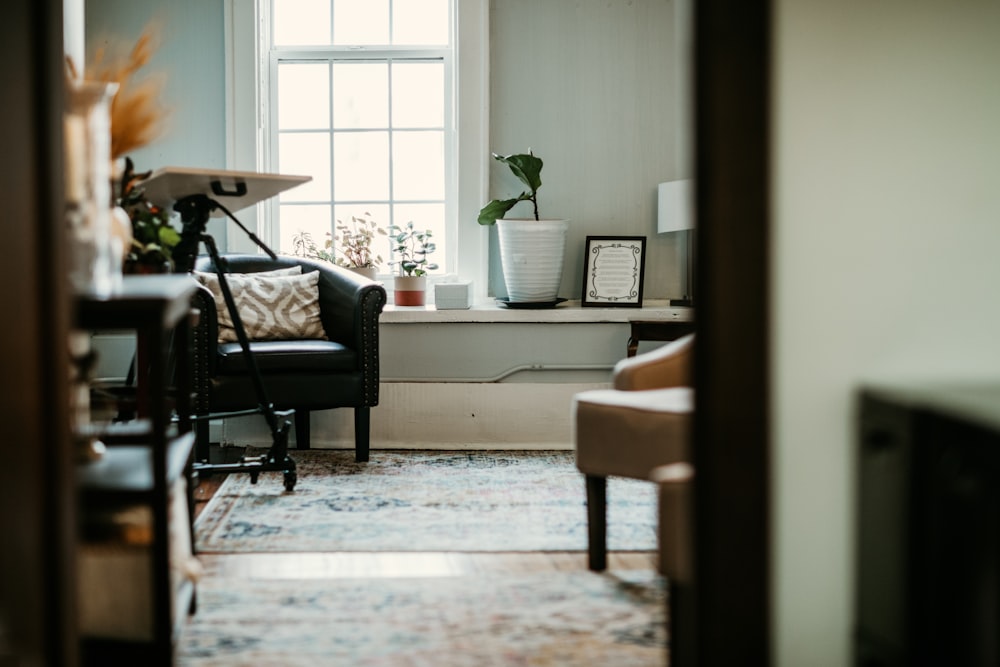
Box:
(75, 274), (199, 666)
(627, 318), (696, 357)
(857, 382), (1000, 666)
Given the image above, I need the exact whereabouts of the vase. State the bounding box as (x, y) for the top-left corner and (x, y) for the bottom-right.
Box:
(110, 205), (134, 264)
(394, 275), (427, 306)
(65, 80), (120, 296)
(496, 219), (569, 302)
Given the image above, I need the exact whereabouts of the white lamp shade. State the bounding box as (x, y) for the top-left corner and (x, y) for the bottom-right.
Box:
(658, 180), (694, 233)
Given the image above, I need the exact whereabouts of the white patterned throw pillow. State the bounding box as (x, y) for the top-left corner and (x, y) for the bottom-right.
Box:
(195, 267), (327, 342)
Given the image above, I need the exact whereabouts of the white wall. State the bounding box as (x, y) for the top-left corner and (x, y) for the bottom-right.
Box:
(773, 1), (1000, 664)
(489, 0), (681, 300)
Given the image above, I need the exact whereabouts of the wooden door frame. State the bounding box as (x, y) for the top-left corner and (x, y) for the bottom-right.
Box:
(0, 1), (77, 665)
(685, 0), (772, 664)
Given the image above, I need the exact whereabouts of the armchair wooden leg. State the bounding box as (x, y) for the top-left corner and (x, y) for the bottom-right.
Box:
(195, 417), (210, 463)
(294, 409), (310, 449)
(354, 407), (370, 462)
(586, 474), (607, 571)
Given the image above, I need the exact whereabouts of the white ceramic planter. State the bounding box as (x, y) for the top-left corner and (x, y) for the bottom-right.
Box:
(496, 219), (569, 302)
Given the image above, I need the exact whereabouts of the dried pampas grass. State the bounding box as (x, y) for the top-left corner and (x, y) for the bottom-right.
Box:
(83, 26), (169, 159)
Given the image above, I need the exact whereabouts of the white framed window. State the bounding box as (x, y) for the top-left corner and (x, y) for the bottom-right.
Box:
(225, 0), (489, 301)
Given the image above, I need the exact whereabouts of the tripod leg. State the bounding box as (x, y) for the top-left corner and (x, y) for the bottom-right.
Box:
(199, 233), (292, 461)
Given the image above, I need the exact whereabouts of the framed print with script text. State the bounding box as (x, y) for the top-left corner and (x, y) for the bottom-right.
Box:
(581, 236), (647, 307)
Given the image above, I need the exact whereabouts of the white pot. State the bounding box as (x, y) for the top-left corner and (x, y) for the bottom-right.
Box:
(348, 266), (378, 281)
(496, 219), (569, 302)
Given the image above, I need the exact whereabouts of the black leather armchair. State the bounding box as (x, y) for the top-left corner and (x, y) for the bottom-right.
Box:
(190, 254), (386, 462)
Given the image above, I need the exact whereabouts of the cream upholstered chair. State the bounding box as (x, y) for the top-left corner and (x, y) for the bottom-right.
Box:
(653, 461), (695, 664)
(572, 333), (694, 571)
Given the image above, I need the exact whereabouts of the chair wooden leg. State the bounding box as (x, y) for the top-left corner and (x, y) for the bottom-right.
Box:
(669, 580), (696, 667)
(195, 417), (210, 462)
(586, 474), (607, 571)
(354, 407), (370, 462)
(294, 409), (310, 449)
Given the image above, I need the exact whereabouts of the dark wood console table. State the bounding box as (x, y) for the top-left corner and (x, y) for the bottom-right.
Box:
(74, 275), (199, 666)
(627, 315), (696, 357)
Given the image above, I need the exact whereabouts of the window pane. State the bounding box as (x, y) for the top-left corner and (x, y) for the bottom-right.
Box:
(333, 63), (388, 129)
(393, 131), (444, 200)
(273, 0), (330, 46)
(393, 0), (449, 45)
(333, 0), (389, 45)
(392, 62), (444, 128)
(333, 131), (390, 200)
(279, 132), (331, 201)
(279, 204), (333, 256)
(278, 63), (330, 130)
(392, 203), (445, 273)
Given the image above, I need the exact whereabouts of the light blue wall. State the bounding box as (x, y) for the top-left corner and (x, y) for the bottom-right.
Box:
(85, 0), (226, 171)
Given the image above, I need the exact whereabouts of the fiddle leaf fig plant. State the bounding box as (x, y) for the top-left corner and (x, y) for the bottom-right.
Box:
(477, 150), (544, 225)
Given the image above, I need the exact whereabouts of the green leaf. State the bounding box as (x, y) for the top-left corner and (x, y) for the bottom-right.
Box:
(478, 198), (519, 225)
(158, 226), (181, 248)
(494, 152), (543, 193)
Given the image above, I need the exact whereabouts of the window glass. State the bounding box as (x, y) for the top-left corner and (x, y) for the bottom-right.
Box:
(279, 204), (333, 253)
(278, 132), (331, 201)
(278, 63), (330, 130)
(332, 63), (388, 129)
(333, 0), (389, 45)
(392, 202), (446, 263)
(392, 0), (449, 45)
(393, 131), (444, 200)
(273, 0), (330, 46)
(391, 62), (444, 128)
(332, 131), (390, 201)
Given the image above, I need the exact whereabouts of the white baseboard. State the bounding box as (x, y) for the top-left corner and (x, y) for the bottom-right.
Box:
(223, 381), (609, 450)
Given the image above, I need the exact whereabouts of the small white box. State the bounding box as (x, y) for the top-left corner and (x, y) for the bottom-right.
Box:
(434, 281), (472, 309)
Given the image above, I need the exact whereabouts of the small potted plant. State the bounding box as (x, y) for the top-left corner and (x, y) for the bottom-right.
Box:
(291, 212), (386, 280)
(119, 159), (181, 274)
(334, 213), (387, 279)
(388, 221), (439, 306)
(478, 150), (568, 304)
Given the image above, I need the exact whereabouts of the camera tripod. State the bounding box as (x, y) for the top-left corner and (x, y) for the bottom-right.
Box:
(172, 187), (297, 491)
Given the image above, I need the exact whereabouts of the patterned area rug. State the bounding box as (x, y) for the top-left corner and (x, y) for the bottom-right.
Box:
(177, 570), (667, 666)
(195, 450), (657, 553)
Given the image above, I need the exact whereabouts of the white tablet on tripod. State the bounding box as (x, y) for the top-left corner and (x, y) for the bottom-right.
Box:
(138, 166), (311, 215)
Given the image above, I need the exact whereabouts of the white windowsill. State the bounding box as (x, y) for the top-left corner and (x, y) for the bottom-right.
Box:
(380, 299), (695, 324)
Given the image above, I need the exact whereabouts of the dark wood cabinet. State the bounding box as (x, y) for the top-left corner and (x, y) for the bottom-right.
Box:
(75, 275), (200, 666)
(856, 383), (1000, 667)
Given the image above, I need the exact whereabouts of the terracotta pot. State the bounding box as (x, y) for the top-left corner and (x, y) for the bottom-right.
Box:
(394, 275), (426, 306)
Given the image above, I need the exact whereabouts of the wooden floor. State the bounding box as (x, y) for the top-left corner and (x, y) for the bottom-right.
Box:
(193, 472), (658, 579)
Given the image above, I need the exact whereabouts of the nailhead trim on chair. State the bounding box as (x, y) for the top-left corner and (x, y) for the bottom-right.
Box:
(191, 288), (214, 415)
(359, 286), (386, 406)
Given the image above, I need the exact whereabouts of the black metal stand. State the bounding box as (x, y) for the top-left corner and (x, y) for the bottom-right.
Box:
(173, 192), (297, 491)
(670, 229), (695, 308)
